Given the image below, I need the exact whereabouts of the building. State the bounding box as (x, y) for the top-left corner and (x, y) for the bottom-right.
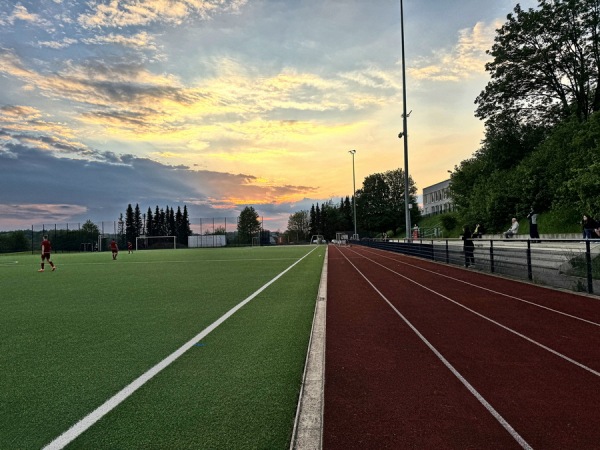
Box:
(422, 179), (452, 216)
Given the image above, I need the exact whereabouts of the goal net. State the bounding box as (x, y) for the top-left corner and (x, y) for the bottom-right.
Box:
(136, 236), (176, 250)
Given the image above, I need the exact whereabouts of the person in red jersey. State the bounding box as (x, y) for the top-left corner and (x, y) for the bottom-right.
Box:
(39, 235), (56, 272)
(110, 239), (119, 260)
(127, 241), (133, 254)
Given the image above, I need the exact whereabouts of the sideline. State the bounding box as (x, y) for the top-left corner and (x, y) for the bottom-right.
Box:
(290, 246), (327, 449)
(42, 246), (320, 450)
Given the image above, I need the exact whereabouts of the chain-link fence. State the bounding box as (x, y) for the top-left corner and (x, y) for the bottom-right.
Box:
(0, 216), (274, 253)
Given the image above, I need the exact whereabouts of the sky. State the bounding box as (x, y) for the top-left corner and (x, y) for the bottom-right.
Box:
(0, 0), (539, 232)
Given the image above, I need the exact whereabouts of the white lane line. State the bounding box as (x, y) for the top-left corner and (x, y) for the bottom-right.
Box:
(361, 247), (600, 328)
(350, 248), (600, 378)
(337, 248), (533, 450)
(42, 246), (319, 450)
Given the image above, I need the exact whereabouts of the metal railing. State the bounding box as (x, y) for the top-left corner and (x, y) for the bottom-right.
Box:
(355, 238), (600, 296)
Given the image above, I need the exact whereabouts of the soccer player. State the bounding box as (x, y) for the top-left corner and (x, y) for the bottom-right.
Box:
(110, 239), (119, 260)
(127, 241), (133, 254)
(39, 235), (56, 272)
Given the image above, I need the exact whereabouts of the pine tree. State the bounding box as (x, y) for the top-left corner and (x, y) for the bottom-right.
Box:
(125, 204), (135, 244)
(146, 207), (153, 236)
(134, 204), (142, 237)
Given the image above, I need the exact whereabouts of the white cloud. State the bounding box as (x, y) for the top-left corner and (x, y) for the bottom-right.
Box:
(78, 0), (248, 28)
(408, 20), (501, 82)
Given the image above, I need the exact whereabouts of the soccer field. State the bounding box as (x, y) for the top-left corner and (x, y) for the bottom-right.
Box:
(0, 246), (325, 449)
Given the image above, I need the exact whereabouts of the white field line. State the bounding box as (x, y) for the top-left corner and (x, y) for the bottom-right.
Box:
(338, 249), (533, 450)
(42, 258), (301, 267)
(348, 248), (600, 379)
(361, 247), (600, 328)
(42, 246), (319, 450)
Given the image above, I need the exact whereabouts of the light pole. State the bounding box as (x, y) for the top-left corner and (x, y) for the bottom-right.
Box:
(399, 0), (412, 240)
(349, 149), (358, 240)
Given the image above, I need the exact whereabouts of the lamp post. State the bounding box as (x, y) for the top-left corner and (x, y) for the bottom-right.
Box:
(349, 149), (358, 240)
(399, 0), (412, 240)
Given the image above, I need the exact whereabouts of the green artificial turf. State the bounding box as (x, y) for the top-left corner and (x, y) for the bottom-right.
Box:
(0, 246), (325, 449)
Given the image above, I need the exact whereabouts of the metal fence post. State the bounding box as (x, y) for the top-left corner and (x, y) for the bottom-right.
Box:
(445, 240), (449, 264)
(586, 240), (593, 294)
(527, 240), (533, 280)
(490, 240), (495, 273)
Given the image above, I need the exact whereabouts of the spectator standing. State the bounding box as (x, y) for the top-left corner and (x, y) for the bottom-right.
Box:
(582, 214), (598, 239)
(527, 207), (540, 241)
(462, 225), (475, 268)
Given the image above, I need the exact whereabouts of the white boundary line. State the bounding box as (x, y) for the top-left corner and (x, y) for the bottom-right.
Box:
(338, 248), (533, 450)
(361, 247), (600, 327)
(350, 248), (600, 379)
(42, 246), (319, 450)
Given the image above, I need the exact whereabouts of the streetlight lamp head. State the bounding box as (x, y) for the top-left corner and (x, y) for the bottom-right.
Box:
(349, 149), (356, 154)
(398, 132), (404, 139)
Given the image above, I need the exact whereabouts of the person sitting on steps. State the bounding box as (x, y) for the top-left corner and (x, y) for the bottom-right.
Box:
(504, 217), (519, 238)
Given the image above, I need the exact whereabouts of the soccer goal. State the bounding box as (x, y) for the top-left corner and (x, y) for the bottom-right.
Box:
(136, 236), (177, 250)
(310, 234), (326, 244)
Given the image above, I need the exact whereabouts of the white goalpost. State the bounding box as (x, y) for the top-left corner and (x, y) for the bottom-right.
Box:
(136, 236), (177, 250)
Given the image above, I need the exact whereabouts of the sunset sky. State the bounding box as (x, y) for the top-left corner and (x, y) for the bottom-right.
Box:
(0, 0), (538, 231)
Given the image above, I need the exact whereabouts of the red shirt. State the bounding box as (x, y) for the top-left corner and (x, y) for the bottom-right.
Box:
(42, 239), (52, 253)
(110, 241), (118, 251)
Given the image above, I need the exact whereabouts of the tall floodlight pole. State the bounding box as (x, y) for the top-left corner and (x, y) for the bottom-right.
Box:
(399, 0), (412, 240)
(349, 149), (358, 240)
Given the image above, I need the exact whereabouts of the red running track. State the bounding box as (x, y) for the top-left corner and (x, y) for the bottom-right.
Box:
(324, 245), (600, 449)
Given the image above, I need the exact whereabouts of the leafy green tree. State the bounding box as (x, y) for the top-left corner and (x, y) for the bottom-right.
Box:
(237, 206), (261, 244)
(355, 168), (419, 235)
(287, 210), (310, 242)
(476, 0), (600, 126)
(0, 231), (29, 253)
(356, 173), (391, 233)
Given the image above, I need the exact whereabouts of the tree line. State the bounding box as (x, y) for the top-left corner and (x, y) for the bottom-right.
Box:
(123, 204), (192, 246)
(287, 168), (420, 241)
(449, 0), (600, 232)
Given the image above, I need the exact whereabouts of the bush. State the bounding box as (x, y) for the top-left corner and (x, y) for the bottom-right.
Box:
(439, 214), (458, 232)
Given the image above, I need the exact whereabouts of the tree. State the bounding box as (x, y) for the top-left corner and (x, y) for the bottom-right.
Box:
(180, 205), (192, 244)
(287, 210), (310, 242)
(125, 204), (136, 244)
(134, 204), (143, 237)
(354, 168), (419, 236)
(476, 0), (600, 126)
(146, 207), (153, 236)
(356, 173), (392, 233)
(237, 206), (261, 244)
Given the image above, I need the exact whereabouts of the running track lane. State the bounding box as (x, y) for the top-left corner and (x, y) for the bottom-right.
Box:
(324, 245), (600, 449)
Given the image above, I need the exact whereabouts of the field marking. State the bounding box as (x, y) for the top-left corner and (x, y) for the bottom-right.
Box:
(337, 248), (533, 450)
(346, 247), (600, 379)
(360, 247), (600, 328)
(49, 257), (301, 267)
(42, 246), (320, 450)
